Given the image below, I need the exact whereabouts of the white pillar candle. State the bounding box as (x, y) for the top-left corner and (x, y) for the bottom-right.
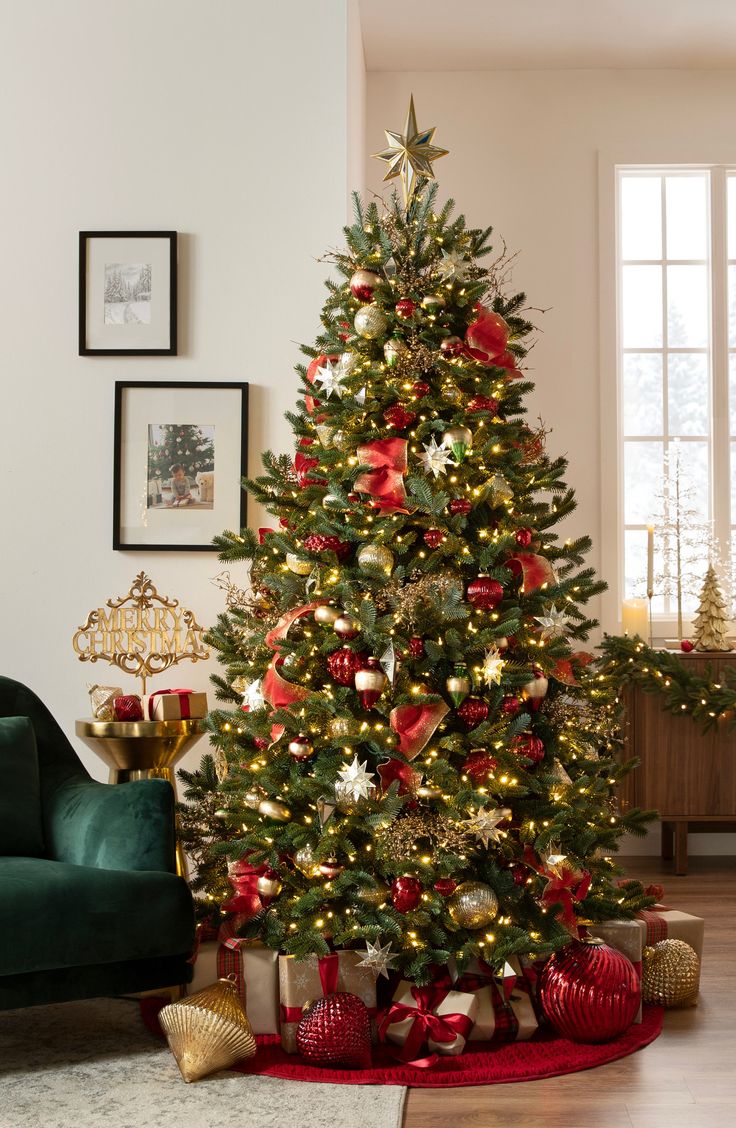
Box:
(622, 599), (649, 639)
(646, 526), (654, 595)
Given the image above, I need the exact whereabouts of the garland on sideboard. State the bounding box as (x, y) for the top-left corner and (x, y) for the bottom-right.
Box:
(598, 634), (736, 734)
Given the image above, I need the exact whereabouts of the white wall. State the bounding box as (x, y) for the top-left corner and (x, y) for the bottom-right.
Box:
(0, 0), (361, 780)
(367, 69), (736, 854)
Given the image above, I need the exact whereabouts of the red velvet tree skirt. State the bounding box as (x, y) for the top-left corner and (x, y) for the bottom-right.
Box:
(141, 1000), (663, 1088)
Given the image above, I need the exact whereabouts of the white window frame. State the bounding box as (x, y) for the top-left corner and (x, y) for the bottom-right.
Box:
(599, 151), (734, 640)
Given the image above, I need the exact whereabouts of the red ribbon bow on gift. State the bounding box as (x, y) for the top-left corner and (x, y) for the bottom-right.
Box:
(354, 438), (409, 511)
(148, 688), (194, 719)
(379, 984), (474, 1067)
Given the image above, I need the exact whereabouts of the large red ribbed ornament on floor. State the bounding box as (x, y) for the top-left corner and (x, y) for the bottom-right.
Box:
(538, 938), (641, 1043)
(296, 992), (372, 1068)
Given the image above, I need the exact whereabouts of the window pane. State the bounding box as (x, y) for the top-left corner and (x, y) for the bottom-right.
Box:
(667, 265), (709, 347)
(728, 174), (736, 260)
(624, 529), (664, 611)
(668, 354), (709, 436)
(624, 441), (663, 524)
(621, 176), (662, 260)
(622, 265), (663, 347)
(667, 441), (709, 524)
(665, 175), (708, 260)
(622, 354), (662, 436)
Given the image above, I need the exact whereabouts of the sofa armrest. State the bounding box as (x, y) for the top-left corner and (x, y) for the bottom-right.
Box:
(43, 777), (177, 873)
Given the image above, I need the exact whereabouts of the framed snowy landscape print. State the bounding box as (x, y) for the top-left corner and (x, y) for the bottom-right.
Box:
(79, 231), (177, 354)
(113, 381), (248, 550)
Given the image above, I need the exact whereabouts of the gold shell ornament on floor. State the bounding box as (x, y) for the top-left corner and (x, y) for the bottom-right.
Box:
(641, 939), (700, 1007)
(158, 978), (257, 1082)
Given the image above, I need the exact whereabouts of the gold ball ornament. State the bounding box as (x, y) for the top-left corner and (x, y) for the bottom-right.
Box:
(447, 881), (499, 929)
(355, 880), (389, 907)
(314, 603), (342, 627)
(257, 799), (291, 822)
(334, 614), (362, 640)
(384, 337), (409, 368)
(642, 940), (700, 1007)
(293, 844), (321, 877)
(357, 544), (395, 573)
(354, 305), (389, 340)
(256, 871), (283, 898)
(286, 553), (313, 576)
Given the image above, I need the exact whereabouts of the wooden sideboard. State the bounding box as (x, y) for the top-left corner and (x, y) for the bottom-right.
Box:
(619, 651), (736, 875)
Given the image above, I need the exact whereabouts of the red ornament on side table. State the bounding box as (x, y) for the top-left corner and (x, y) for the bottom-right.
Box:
(538, 937), (641, 1043)
(297, 993), (372, 1068)
(391, 875), (422, 912)
(680, 639), (694, 652)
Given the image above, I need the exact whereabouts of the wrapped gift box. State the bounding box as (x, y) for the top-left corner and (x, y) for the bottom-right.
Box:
(453, 956), (538, 1042)
(188, 935), (279, 1035)
(144, 689), (208, 721)
(585, 920), (643, 1022)
(279, 951), (378, 1053)
(381, 980), (479, 1060)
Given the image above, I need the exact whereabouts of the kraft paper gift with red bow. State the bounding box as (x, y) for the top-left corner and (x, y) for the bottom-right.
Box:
(187, 930), (280, 1034)
(144, 688), (208, 721)
(380, 980), (478, 1062)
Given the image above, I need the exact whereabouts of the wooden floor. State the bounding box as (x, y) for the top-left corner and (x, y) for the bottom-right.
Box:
(403, 856), (735, 1128)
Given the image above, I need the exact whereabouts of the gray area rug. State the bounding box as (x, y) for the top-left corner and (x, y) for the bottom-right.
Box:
(0, 998), (406, 1128)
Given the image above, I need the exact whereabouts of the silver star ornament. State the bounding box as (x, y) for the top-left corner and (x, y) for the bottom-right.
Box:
(463, 806), (512, 849)
(482, 647), (506, 687)
(357, 939), (396, 979)
(336, 755), (376, 802)
(312, 358), (345, 400)
(534, 605), (571, 641)
(242, 678), (265, 712)
(418, 435), (454, 478)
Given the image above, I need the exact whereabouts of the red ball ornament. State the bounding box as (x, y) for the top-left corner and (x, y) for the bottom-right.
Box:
(465, 309), (510, 364)
(512, 733), (545, 764)
(296, 992), (372, 1068)
(327, 647), (366, 686)
(515, 528), (533, 547)
(424, 529), (444, 549)
(254, 737), (269, 751)
(449, 498), (472, 516)
(680, 639), (694, 652)
(538, 938), (641, 1043)
(303, 534), (351, 561)
(395, 297), (416, 320)
(434, 878), (457, 897)
(112, 695), (143, 722)
(408, 636), (425, 658)
(440, 335), (464, 358)
(383, 404), (417, 430)
(411, 380), (431, 399)
(466, 576), (504, 610)
(511, 864), (528, 887)
(457, 697), (490, 729)
(349, 269), (382, 303)
(464, 750), (498, 784)
(391, 875), (422, 913)
(467, 395), (499, 414)
(501, 695), (521, 716)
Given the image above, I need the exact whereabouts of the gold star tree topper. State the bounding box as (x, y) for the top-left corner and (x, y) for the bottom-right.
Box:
(373, 95), (449, 206)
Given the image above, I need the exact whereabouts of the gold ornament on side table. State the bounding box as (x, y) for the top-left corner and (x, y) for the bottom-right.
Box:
(159, 977), (256, 1083)
(641, 939), (700, 1007)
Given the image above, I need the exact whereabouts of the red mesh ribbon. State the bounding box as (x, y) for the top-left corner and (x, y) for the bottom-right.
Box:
(262, 656), (310, 709)
(379, 984), (475, 1067)
(148, 688), (194, 719)
(354, 438), (408, 511)
(389, 700), (450, 761)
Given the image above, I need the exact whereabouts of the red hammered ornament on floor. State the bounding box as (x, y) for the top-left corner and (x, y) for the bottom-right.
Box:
(538, 937), (641, 1043)
(296, 992), (372, 1069)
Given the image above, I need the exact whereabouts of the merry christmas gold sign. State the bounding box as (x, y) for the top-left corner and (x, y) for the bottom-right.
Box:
(72, 571), (209, 692)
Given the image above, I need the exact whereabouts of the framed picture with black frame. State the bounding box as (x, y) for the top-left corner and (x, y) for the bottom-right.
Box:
(113, 381), (248, 551)
(79, 231), (177, 355)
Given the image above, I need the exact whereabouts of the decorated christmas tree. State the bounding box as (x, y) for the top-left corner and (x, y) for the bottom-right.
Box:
(196, 99), (652, 983)
(148, 423), (215, 482)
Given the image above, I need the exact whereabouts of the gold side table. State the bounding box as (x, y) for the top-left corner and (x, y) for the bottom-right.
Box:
(75, 718), (205, 879)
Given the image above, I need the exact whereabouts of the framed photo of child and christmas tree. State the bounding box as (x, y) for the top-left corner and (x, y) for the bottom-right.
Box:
(79, 231), (177, 355)
(113, 381), (248, 550)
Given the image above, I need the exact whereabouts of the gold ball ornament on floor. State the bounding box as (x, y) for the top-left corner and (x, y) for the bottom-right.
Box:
(447, 881), (499, 928)
(357, 543), (395, 573)
(354, 304), (389, 340)
(158, 978), (256, 1083)
(642, 939), (700, 1007)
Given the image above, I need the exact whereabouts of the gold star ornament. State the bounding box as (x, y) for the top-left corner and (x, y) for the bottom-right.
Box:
(373, 95), (449, 206)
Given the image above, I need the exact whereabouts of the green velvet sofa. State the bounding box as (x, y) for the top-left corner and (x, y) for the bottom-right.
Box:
(0, 676), (195, 1010)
